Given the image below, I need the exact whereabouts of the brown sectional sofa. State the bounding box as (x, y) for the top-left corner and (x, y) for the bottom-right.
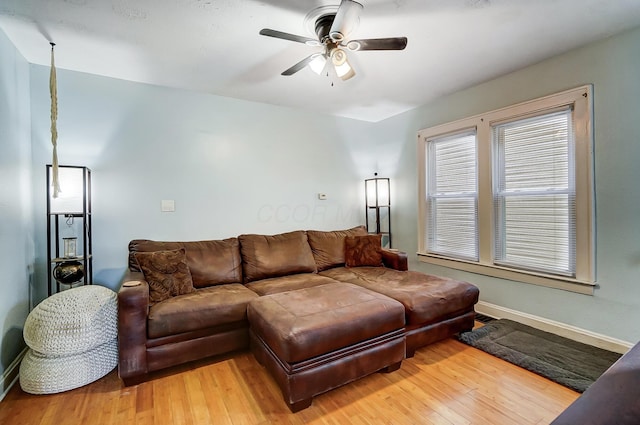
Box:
(118, 226), (479, 398)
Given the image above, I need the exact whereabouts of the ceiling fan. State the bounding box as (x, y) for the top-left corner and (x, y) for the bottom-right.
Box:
(260, 0), (408, 81)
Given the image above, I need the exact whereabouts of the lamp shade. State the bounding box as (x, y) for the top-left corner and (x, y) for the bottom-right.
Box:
(49, 166), (86, 214)
(365, 177), (390, 207)
(366, 180), (376, 207)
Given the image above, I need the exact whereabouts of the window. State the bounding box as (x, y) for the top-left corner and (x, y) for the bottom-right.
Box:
(426, 130), (478, 261)
(493, 109), (575, 276)
(418, 86), (595, 294)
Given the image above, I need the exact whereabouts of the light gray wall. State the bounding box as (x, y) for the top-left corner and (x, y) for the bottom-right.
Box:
(0, 28), (32, 388)
(28, 66), (378, 300)
(377, 26), (640, 343)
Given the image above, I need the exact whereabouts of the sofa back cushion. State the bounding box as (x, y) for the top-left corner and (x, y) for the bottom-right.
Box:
(238, 230), (317, 283)
(307, 226), (368, 271)
(129, 238), (242, 288)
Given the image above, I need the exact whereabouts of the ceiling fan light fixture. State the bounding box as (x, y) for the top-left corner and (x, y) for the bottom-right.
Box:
(346, 40), (361, 51)
(329, 31), (345, 42)
(334, 59), (355, 81)
(330, 47), (354, 80)
(331, 48), (347, 66)
(309, 54), (327, 75)
(331, 48), (356, 81)
(334, 61), (353, 78)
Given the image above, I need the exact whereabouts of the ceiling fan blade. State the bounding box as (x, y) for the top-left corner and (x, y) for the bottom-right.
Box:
(259, 28), (319, 45)
(282, 54), (320, 76)
(329, 0), (363, 42)
(345, 37), (408, 51)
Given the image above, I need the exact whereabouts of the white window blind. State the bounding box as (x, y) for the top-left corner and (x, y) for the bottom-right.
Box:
(426, 131), (478, 260)
(493, 109), (576, 276)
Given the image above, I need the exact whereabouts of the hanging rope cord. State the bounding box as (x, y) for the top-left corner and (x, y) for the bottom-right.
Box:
(50, 42), (61, 198)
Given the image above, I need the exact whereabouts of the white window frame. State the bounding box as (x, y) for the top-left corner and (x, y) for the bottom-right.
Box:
(417, 86), (595, 295)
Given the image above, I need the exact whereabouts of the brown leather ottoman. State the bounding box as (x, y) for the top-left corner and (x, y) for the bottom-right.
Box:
(247, 282), (406, 412)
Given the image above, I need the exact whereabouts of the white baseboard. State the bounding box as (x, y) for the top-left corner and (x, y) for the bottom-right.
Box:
(476, 301), (633, 354)
(1, 347), (27, 402)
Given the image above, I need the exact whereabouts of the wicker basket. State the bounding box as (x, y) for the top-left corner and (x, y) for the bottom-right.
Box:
(19, 338), (118, 394)
(23, 285), (117, 356)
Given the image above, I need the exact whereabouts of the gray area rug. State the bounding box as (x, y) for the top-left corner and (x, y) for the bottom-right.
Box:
(457, 319), (621, 392)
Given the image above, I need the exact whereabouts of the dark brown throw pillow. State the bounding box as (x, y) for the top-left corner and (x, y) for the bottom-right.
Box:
(344, 234), (383, 267)
(134, 248), (195, 304)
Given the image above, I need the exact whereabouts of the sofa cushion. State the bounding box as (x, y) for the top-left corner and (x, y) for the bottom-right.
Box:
(319, 267), (479, 326)
(129, 238), (242, 288)
(239, 231), (317, 283)
(344, 234), (383, 267)
(245, 273), (338, 296)
(147, 283), (259, 339)
(307, 225), (368, 271)
(134, 249), (194, 304)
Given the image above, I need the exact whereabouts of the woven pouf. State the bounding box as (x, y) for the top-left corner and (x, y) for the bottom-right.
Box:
(20, 285), (118, 394)
(24, 285), (117, 356)
(19, 339), (118, 394)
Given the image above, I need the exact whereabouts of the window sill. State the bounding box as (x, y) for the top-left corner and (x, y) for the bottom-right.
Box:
(417, 253), (595, 295)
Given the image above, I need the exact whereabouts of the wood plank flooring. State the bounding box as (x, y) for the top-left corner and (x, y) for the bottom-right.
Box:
(0, 336), (578, 425)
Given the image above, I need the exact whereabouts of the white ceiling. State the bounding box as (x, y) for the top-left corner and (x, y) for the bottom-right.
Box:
(1, 0), (640, 122)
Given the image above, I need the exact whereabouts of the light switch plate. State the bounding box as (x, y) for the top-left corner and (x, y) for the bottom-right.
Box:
(161, 200), (175, 212)
(317, 193), (327, 200)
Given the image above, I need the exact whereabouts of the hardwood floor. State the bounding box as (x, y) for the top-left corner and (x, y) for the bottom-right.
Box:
(0, 336), (578, 425)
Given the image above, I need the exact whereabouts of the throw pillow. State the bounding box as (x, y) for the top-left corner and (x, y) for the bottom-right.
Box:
(134, 248), (195, 304)
(344, 234), (383, 267)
